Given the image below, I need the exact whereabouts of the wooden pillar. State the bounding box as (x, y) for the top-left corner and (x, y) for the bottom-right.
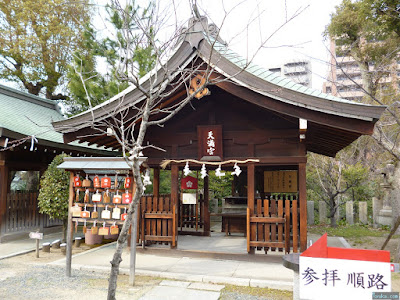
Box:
(247, 163), (255, 254)
(170, 164), (179, 248)
(203, 174), (210, 236)
(66, 172), (74, 277)
(153, 167), (160, 198)
(171, 164), (179, 206)
(299, 163), (307, 252)
(0, 159), (9, 238)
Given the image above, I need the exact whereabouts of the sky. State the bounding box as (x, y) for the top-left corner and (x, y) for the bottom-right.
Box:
(182, 0), (344, 90)
(1, 0), (344, 92)
(103, 0), (344, 90)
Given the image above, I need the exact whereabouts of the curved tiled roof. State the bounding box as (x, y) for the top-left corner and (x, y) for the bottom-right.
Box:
(0, 84), (113, 153)
(0, 84), (65, 143)
(52, 16), (386, 156)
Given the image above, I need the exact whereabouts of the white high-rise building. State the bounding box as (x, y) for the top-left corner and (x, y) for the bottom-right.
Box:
(323, 40), (400, 102)
(268, 60), (312, 88)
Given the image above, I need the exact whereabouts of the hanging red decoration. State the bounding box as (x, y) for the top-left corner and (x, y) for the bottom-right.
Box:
(181, 176), (198, 190)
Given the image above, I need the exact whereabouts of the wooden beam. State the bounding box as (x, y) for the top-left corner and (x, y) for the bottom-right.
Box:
(144, 235), (172, 242)
(299, 163), (307, 252)
(249, 217), (285, 223)
(144, 213), (173, 219)
(216, 80), (377, 135)
(250, 241), (285, 248)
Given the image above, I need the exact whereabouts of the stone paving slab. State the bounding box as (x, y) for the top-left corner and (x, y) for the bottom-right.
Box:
(188, 282), (225, 291)
(159, 280), (191, 288)
(139, 285), (220, 300)
(234, 260), (293, 281)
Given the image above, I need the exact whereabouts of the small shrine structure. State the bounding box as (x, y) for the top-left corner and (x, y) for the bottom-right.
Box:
(53, 17), (385, 253)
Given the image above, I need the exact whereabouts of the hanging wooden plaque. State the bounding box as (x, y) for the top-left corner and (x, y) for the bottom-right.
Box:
(197, 125), (223, 160)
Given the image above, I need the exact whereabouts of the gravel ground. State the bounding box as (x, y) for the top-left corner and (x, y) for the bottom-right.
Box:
(0, 249), (292, 300)
(0, 253), (159, 300)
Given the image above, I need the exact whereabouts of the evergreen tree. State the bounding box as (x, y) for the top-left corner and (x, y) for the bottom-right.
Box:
(0, 0), (91, 100)
(65, 1), (156, 115)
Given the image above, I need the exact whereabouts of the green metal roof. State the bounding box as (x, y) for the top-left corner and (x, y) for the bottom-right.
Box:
(57, 157), (147, 172)
(211, 41), (372, 106)
(0, 84), (65, 143)
(0, 84), (113, 153)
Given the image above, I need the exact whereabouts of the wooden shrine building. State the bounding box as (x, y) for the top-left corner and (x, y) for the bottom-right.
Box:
(0, 85), (112, 242)
(53, 17), (385, 253)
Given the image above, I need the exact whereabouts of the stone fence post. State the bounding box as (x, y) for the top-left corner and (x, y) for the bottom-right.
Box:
(319, 201), (327, 224)
(346, 201), (354, 225)
(359, 201), (368, 224)
(307, 201), (314, 225)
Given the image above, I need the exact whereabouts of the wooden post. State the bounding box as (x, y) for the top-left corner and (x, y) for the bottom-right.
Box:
(0, 160), (9, 238)
(153, 167), (160, 198)
(203, 174), (210, 236)
(171, 164), (179, 207)
(171, 164), (179, 247)
(299, 163), (307, 252)
(36, 236), (39, 258)
(247, 163), (255, 254)
(66, 172), (74, 277)
(172, 205), (177, 248)
(130, 179), (138, 286)
(247, 208), (250, 253)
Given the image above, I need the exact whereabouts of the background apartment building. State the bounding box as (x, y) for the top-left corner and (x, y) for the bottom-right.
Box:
(268, 60), (312, 88)
(323, 40), (400, 102)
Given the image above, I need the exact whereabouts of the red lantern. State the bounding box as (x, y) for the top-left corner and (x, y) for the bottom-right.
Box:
(73, 174), (82, 187)
(93, 175), (101, 188)
(122, 192), (132, 204)
(124, 177), (133, 189)
(101, 176), (111, 188)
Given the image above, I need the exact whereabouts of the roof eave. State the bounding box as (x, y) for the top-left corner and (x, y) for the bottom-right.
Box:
(197, 40), (386, 122)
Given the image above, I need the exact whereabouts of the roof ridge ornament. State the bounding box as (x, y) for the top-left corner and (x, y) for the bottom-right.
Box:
(178, 7), (226, 50)
(192, 3), (201, 20)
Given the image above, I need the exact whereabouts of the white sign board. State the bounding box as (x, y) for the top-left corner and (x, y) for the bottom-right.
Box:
(300, 256), (391, 299)
(182, 193), (197, 204)
(29, 232), (43, 239)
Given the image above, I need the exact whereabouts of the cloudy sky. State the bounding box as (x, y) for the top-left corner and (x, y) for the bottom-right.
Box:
(1, 0), (344, 92)
(96, 0), (344, 90)
(190, 0), (344, 90)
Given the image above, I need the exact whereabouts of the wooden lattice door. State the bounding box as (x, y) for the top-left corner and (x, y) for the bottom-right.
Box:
(247, 195), (298, 254)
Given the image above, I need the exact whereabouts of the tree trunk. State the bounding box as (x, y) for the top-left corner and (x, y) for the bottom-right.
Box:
(329, 197), (337, 228)
(358, 60), (375, 103)
(107, 158), (143, 300)
(389, 163), (400, 231)
(330, 213), (337, 227)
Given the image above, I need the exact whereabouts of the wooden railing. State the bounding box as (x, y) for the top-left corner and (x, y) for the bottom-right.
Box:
(138, 195), (177, 248)
(178, 194), (205, 233)
(247, 197), (298, 254)
(2, 191), (63, 235)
